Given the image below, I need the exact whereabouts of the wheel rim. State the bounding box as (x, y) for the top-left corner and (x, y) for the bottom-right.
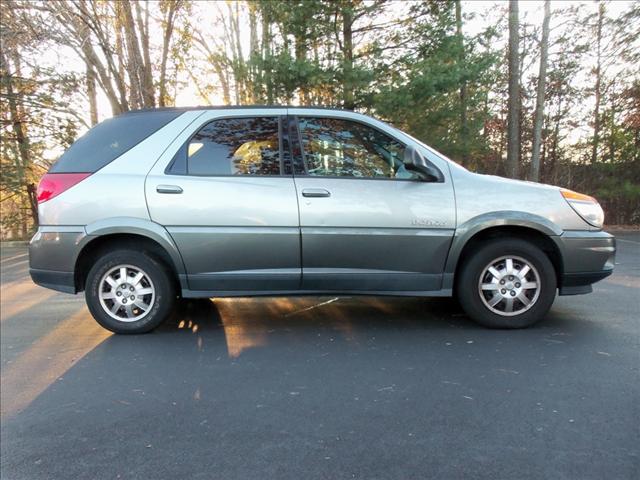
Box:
(98, 264), (155, 322)
(477, 255), (541, 317)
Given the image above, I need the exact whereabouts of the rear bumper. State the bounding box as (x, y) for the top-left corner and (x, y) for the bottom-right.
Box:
(29, 268), (76, 294)
(29, 227), (85, 294)
(554, 230), (616, 296)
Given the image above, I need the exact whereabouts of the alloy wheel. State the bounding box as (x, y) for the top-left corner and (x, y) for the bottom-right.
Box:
(477, 255), (541, 317)
(98, 264), (156, 322)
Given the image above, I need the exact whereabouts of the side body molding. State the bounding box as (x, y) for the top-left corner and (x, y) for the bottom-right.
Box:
(442, 211), (563, 289)
(81, 217), (188, 279)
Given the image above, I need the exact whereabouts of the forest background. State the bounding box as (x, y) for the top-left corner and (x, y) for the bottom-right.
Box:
(1, 0), (638, 238)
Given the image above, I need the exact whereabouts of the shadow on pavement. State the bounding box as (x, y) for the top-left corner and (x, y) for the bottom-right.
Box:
(154, 296), (476, 357)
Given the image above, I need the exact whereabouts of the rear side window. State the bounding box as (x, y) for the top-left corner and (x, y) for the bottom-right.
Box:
(49, 111), (182, 173)
(186, 117), (281, 176)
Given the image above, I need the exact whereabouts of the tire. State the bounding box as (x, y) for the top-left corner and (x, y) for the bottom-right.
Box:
(456, 238), (557, 329)
(85, 249), (176, 334)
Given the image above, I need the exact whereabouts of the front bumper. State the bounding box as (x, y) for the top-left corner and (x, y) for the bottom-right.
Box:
(554, 230), (616, 295)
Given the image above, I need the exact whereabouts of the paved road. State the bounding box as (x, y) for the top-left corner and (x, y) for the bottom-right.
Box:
(1, 232), (638, 480)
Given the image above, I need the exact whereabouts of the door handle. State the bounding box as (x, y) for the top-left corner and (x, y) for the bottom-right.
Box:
(156, 185), (183, 194)
(302, 188), (331, 198)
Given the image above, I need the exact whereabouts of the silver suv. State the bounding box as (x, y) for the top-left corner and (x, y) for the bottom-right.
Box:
(29, 107), (615, 333)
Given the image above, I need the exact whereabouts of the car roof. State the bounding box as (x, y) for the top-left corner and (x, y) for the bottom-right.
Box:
(120, 105), (351, 116)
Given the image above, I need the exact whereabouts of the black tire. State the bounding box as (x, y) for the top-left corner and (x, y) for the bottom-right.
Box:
(456, 238), (557, 329)
(85, 249), (176, 334)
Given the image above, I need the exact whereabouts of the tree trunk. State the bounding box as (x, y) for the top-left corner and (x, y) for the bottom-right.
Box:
(111, 3), (129, 111)
(591, 1), (604, 164)
(530, 0), (550, 182)
(497, 97), (506, 175)
(550, 95), (563, 184)
(541, 128), (547, 181)
(342, 3), (354, 110)
(118, 2), (141, 108)
(248, 2), (259, 102)
(120, 1), (150, 108)
(609, 79), (616, 161)
(86, 62), (98, 126)
(295, 36), (308, 105)
(134, 0), (155, 107)
(506, 0), (520, 179)
(261, 6), (273, 104)
(138, 1), (155, 107)
(159, 1), (179, 107)
(25, 183), (39, 229)
(455, 0), (467, 163)
(313, 40), (321, 104)
(215, 63), (232, 105)
(227, 2), (245, 104)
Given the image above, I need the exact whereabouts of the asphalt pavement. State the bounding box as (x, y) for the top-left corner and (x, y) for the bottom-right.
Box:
(1, 231), (639, 480)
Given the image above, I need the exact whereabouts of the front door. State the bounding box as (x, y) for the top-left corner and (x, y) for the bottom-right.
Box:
(291, 115), (456, 292)
(146, 110), (301, 292)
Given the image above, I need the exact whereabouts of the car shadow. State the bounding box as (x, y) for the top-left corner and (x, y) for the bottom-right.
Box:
(154, 295), (478, 351)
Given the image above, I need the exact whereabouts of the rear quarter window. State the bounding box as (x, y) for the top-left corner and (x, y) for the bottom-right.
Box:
(49, 111), (183, 173)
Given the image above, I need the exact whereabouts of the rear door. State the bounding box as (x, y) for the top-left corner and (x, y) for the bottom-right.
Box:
(146, 109), (301, 293)
(290, 112), (456, 292)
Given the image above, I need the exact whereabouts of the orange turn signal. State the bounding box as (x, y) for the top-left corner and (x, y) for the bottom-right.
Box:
(560, 188), (595, 203)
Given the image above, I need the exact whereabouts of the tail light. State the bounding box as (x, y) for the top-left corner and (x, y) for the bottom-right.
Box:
(37, 173), (91, 203)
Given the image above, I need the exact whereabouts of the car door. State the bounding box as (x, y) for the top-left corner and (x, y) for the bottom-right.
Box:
(291, 112), (456, 292)
(145, 109), (301, 292)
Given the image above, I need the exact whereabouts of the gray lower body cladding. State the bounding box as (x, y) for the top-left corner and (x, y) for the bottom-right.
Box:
(552, 230), (615, 295)
(29, 227), (85, 293)
(28, 227), (616, 298)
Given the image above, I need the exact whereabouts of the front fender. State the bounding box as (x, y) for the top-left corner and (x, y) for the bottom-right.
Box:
(444, 211), (563, 277)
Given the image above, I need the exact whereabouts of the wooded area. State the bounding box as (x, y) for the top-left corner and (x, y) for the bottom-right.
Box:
(1, 0), (638, 238)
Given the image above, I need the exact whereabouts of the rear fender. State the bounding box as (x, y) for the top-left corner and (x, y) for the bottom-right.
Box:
(82, 217), (187, 277)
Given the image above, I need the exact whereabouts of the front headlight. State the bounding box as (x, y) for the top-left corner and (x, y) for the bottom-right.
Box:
(561, 188), (604, 228)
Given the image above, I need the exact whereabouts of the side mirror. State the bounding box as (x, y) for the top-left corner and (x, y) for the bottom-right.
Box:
(403, 146), (442, 182)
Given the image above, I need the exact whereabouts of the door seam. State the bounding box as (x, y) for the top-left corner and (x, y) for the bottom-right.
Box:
(287, 112), (305, 289)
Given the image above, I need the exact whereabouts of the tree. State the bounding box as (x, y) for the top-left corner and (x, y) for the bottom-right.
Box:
(373, 1), (498, 170)
(32, 0), (187, 115)
(2, 0), (640, 236)
(591, 1), (605, 164)
(1, 0), (85, 235)
(341, 1), (355, 109)
(530, 0), (551, 181)
(455, 0), (468, 162)
(506, 0), (520, 179)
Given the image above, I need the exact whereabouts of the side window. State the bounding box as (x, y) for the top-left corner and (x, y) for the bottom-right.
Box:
(297, 117), (417, 179)
(187, 117), (281, 176)
(51, 111), (182, 173)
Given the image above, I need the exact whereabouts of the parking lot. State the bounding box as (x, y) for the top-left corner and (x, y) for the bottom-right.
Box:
(1, 231), (638, 479)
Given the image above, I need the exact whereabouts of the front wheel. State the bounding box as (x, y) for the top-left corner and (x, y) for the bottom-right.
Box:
(456, 239), (557, 328)
(85, 250), (176, 334)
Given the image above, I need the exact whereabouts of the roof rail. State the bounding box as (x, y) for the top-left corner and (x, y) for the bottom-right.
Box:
(119, 105), (353, 116)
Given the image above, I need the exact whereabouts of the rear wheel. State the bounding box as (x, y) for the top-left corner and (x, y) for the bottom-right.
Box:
(456, 238), (557, 328)
(85, 250), (175, 334)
